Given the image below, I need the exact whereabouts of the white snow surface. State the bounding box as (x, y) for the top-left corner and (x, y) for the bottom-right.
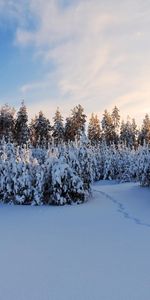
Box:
(0, 181), (150, 300)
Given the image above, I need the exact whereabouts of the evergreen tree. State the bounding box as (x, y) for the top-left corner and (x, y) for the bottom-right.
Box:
(101, 110), (114, 145)
(136, 144), (150, 186)
(64, 117), (74, 142)
(88, 113), (101, 145)
(0, 104), (15, 142)
(138, 114), (150, 145)
(64, 105), (86, 142)
(71, 104), (86, 140)
(120, 117), (137, 148)
(111, 106), (120, 144)
(50, 157), (85, 205)
(14, 101), (29, 145)
(30, 111), (51, 148)
(52, 107), (64, 145)
(131, 118), (138, 148)
(111, 106), (120, 130)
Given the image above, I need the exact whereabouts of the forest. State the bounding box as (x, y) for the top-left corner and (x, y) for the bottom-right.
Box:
(0, 102), (150, 205)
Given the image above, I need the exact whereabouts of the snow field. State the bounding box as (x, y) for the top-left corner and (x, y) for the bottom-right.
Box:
(0, 181), (150, 300)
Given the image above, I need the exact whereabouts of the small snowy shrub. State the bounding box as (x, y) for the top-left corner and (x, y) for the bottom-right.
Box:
(50, 157), (85, 205)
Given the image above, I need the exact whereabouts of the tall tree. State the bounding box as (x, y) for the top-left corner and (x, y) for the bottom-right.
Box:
(64, 104), (86, 142)
(88, 113), (101, 145)
(120, 117), (137, 147)
(131, 118), (138, 147)
(71, 104), (87, 141)
(14, 101), (29, 145)
(111, 106), (120, 144)
(101, 110), (114, 145)
(138, 114), (150, 145)
(64, 117), (74, 142)
(52, 107), (64, 145)
(30, 111), (51, 148)
(0, 104), (15, 142)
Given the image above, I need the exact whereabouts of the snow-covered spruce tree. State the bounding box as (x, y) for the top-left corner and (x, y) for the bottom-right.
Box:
(116, 144), (136, 182)
(94, 144), (105, 180)
(138, 114), (150, 145)
(12, 160), (33, 205)
(136, 144), (150, 186)
(0, 140), (9, 201)
(31, 158), (45, 205)
(52, 107), (64, 146)
(120, 118), (138, 148)
(111, 106), (120, 145)
(101, 144), (120, 180)
(63, 144), (81, 177)
(0, 142), (18, 203)
(14, 146), (45, 205)
(0, 104), (15, 142)
(44, 156), (85, 205)
(1, 143), (33, 204)
(91, 142), (137, 182)
(77, 146), (93, 191)
(30, 111), (52, 148)
(14, 101), (29, 146)
(51, 158), (85, 205)
(71, 104), (87, 141)
(91, 145), (104, 180)
(0, 142), (43, 205)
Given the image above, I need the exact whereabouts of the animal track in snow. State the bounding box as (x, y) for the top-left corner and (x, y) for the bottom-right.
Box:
(93, 188), (150, 229)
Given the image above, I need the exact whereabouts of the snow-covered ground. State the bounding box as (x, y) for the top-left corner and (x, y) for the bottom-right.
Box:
(0, 181), (150, 300)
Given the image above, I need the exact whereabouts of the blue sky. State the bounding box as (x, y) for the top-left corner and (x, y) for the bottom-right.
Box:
(0, 0), (150, 123)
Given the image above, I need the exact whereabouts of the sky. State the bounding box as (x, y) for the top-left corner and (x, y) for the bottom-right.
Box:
(0, 0), (150, 124)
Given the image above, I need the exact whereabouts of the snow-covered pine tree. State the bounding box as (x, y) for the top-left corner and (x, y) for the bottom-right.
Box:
(0, 104), (15, 142)
(120, 117), (138, 148)
(136, 144), (150, 186)
(77, 146), (93, 191)
(138, 114), (150, 145)
(64, 144), (82, 178)
(14, 101), (29, 145)
(111, 106), (120, 144)
(131, 118), (138, 148)
(30, 111), (51, 148)
(101, 144), (118, 180)
(116, 144), (136, 182)
(52, 107), (64, 146)
(13, 159), (33, 205)
(71, 104), (87, 141)
(101, 109), (115, 145)
(32, 158), (45, 205)
(0, 142), (17, 203)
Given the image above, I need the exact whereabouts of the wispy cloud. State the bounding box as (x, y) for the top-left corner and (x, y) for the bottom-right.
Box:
(1, 0), (150, 121)
(21, 80), (50, 94)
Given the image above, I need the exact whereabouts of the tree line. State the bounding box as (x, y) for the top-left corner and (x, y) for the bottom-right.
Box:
(1, 140), (150, 205)
(0, 102), (150, 147)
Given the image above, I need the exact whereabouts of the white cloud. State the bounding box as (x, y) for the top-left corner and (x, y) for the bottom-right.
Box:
(1, 0), (150, 122)
(20, 80), (50, 94)
(114, 80), (150, 124)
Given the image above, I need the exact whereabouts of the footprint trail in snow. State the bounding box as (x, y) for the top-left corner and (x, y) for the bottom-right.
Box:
(93, 188), (150, 229)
